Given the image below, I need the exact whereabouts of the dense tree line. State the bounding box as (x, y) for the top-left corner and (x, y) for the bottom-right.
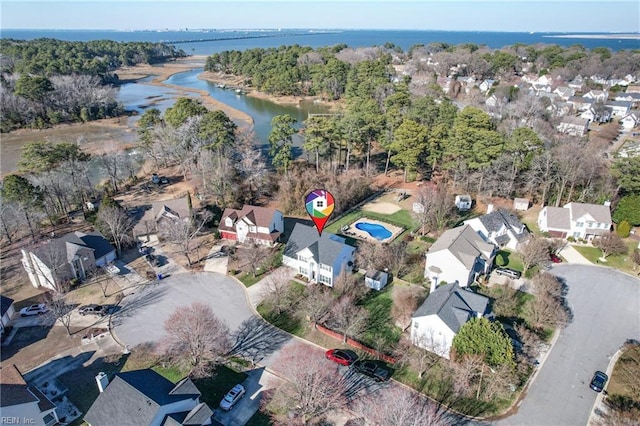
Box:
(0, 38), (185, 131)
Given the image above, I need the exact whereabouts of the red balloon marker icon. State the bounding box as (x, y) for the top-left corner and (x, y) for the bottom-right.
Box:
(305, 189), (335, 236)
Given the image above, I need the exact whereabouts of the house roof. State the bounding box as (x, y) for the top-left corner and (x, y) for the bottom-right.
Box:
(1, 295), (14, 316)
(31, 230), (115, 268)
(514, 198), (529, 205)
(284, 223), (354, 268)
(412, 282), (489, 333)
(84, 370), (202, 426)
(428, 225), (495, 270)
(605, 100), (632, 108)
(0, 364), (55, 413)
(477, 209), (528, 237)
(365, 269), (388, 282)
(133, 196), (191, 236)
(567, 96), (594, 104)
(543, 206), (571, 230)
(559, 116), (589, 126)
(164, 402), (214, 425)
(218, 205), (282, 242)
(565, 202), (612, 224)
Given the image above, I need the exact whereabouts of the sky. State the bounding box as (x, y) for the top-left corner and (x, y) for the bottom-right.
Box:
(1, 1), (639, 33)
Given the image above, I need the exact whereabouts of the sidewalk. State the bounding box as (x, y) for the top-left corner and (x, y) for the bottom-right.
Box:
(558, 244), (593, 265)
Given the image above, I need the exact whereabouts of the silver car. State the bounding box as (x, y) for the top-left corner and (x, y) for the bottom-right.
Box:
(219, 384), (245, 411)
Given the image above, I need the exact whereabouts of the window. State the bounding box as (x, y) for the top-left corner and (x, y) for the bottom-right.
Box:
(576, 222), (584, 227)
(225, 218), (233, 227)
(587, 221), (594, 228)
(319, 264), (331, 271)
(298, 254), (310, 263)
(299, 267), (308, 276)
(319, 275), (331, 285)
(249, 226), (256, 233)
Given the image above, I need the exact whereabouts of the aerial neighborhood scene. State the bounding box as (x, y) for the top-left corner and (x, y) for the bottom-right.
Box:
(2, 1), (640, 425)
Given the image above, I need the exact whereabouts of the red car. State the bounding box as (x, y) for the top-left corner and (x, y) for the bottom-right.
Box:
(550, 253), (563, 263)
(325, 349), (358, 366)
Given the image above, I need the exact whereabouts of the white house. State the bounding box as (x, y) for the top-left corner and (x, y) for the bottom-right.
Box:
(567, 96), (595, 112)
(620, 111), (640, 129)
(1, 295), (15, 335)
(133, 196), (191, 242)
(584, 90), (609, 102)
(424, 225), (496, 287)
(479, 79), (496, 93)
(557, 116), (590, 137)
(283, 223), (355, 287)
(537, 202), (612, 240)
(614, 92), (640, 105)
(568, 75), (585, 91)
(411, 282), (490, 359)
(464, 208), (530, 251)
(605, 100), (632, 117)
(21, 231), (116, 291)
(85, 369), (213, 426)
(218, 205), (284, 246)
(553, 86), (575, 100)
(454, 194), (472, 211)
(0, 364), (60, 426)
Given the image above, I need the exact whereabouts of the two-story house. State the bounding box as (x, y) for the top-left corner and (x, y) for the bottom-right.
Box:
(464, 207), (530, 251)
(411, 282), (490, 359)
(537, 202), (612, 240)
(283, 223), (355, 287)
(584, 89), (609, 102)
(21, 231), (116, 291)
(557, 116), (590, 137)
(424, 225), (496, 287)
(85, 369), (213, 426)
(218, 205), (284, 246)
(0, 364), (59, 426)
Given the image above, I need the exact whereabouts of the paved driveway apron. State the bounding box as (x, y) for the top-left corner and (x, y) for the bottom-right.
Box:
(112, 272), (255, 347)
(499, 265), (640, 426)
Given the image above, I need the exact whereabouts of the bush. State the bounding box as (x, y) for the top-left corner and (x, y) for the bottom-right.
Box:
(567, 236), (576, 242)
(616, 220), (631, 238)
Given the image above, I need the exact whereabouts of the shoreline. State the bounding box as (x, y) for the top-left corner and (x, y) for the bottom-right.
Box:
(544, 34), (640, 40)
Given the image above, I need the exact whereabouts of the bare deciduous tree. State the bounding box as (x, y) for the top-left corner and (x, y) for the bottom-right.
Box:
(631, 248), (640, 271)
(334, 268), (366, 301)
(262, 268), (292, 315)
(97, 204), (133, 257)
(240, 242), (270, 277)
(515, 323), (542, 361)
(392, 286), (426, 330)
(593, 232), (628, 260)
(45, 291), (74, 336)
(413, 183), (455, 234)
(520, 237), (550, 273)
(299, 284), (334, 328)
(162, 302), (231, 377)
(267, 344), (349, 425)
(160, 211), (212, 267)
(327, 296), (369, 343)
(524, 273), (569, 330)
(355, 386), (447, 426)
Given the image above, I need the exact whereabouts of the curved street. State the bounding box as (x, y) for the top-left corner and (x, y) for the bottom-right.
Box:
(499, 265), (640, 426)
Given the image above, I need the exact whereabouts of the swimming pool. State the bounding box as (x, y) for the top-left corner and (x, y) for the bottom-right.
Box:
(355, 222), (393, 240)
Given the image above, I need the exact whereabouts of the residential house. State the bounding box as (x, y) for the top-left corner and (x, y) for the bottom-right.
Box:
(85, 369), (213, 426)
(620, 110), (640, 129)
(529, 83), (552, 97)
(537, 202), (612, 240)
(605, 100), (632, 117)
(547, 101), (573, 118)
(365, 270), (389, 291)
(454, 194), (472, 211)
(411, 282), (490, 359)
(283, 223), (355, 287)
(580, 107), (611, 123)
(553, 86), (575, 100)
(557, 116), (589, 137)
(133, 196), (191, 242)
(614, 92), (640, 107)
(424, 225), (496, 287)
(21, 231), (116, 291)
(1, 295), (15, 334)
(626, 85), (640, 94)
(437, 76), (453, 93)
(584, 90), (609, 102)
(464, 207), (530, 251)
(479, 79), (496, 93)
(218, 205), (284, 246)
(568, 75), (585, 91)
(567, 96), (595, 112)
(0, 364), (59, 426)
(513, 198), (530, 211)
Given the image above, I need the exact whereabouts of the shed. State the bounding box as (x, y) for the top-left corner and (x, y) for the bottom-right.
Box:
(513, 198), (530, 211)
(455, 195), (472, 211)
(365, 270), (389, 291)
(1, 295), (15, 333)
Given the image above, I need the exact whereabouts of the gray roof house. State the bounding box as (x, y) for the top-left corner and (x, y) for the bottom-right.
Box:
(21, 231), (116, 291)
(464, 208), (530, 251)
(424, 225), (496, 288)
(0, 364), (59, 426)
(538, 202), (612, 240)
(133, 196), (192, 242)
(84, 369), (213, 426)
(283, 223), (356, 287)
(411, 282), (490, 358)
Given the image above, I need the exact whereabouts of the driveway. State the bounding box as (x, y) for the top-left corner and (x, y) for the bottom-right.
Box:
(499, 265), (640, 426)
(112, 273), (257, 348)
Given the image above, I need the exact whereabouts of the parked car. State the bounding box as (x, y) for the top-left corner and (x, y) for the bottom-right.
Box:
(20, 304), (48, 317)
(495, 268), (522, 279)
(589, 371), (608, 393)
(145, 254), (161, 267)
(550, 253), (563, 263)
(79, 304), (106, 316)
(353, 360), (390, 382)
(219, 384), (245, 411)
(151, 173), (160, 185)
(325, 349), (358, 366)
(159, 176), (169, 185)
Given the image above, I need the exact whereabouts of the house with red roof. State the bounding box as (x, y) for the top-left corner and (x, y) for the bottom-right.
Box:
(218, 205), (284, 246)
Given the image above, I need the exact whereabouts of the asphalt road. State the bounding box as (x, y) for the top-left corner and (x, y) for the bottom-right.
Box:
(499, 265), (640, 426)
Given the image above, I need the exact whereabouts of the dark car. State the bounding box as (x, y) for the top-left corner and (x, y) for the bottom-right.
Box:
(353, 360), (390, 382)
(495, 267), (522, 279)
(550, 253), (563, 263)
(79, 304), (106, 316)
(325, 349), (358, 366)
(145, 254), (161, 267)
(159, 176), (169, 185)
(589, 371), (608, 392)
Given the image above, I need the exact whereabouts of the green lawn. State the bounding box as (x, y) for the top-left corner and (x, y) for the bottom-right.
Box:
(572, 241), (639, 274)
(236, 271), (265, 287)
(325, 208), (418, 236)
(358, 286), (402, 351)
(192, 365), (248, 409)
(494, 249), (524, 271)
(245, 410), (273, 426)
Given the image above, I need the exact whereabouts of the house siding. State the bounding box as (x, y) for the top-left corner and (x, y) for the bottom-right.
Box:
(411, 315), (455, 359)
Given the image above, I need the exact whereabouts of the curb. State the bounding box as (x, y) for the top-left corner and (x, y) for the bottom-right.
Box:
(587, 347), (624, 425)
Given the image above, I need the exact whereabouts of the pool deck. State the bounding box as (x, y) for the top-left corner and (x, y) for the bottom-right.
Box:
(342, 218), (404, 244)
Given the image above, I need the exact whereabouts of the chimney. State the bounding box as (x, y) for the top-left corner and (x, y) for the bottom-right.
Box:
(430, 279), (437, 294)
(487, 204), (494, 214)
(96, 372), (109, 393)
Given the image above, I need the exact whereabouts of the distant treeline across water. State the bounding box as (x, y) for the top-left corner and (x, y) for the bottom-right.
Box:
(2, 29), (638, 55)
